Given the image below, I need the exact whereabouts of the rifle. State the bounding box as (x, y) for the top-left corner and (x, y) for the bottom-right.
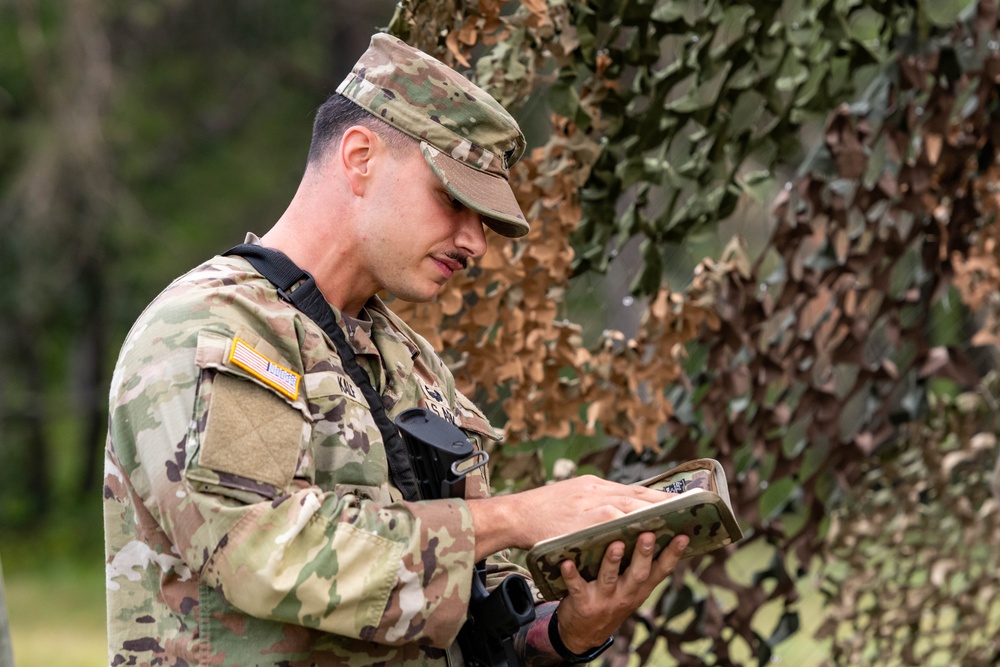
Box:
(395, 408), (536, 667)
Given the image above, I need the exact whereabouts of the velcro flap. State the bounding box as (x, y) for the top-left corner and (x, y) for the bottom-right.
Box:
(198, 370), (304, 492)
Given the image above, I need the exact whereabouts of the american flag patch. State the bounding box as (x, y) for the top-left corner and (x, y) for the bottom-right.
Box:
(228, 338), (300, 401)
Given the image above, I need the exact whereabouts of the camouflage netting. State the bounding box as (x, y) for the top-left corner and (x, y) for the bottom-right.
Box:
(819, 380), (1000, 666)
(390, 1), (1000, 664)
(816, 4), (1000, 659)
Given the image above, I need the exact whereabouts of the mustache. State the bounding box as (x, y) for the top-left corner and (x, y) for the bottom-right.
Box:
(446, 252), (469, 270)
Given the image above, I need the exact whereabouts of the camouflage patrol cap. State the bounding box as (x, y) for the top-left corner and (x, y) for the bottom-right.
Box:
(337, 33), (529, 238)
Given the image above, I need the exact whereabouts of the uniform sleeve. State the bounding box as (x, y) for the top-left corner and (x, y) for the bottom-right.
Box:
(110, 324), (477, 649)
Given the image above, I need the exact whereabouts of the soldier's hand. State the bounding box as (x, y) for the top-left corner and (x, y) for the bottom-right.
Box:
(468, 475), (675, 560)
(553, 532), (688, 653)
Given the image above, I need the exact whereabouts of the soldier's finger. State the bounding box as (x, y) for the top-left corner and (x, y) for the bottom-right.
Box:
(651, 534), (689, 579)
(624, 533), (656, 587)
(605, 491), (667, 515)
(560, 559), (590, 598)
(630, 484), (680, 502)
(572, 479), (674, 516)
(596, 541), (625, 589)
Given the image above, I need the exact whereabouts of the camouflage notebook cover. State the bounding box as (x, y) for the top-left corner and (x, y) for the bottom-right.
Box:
(526, 459), (743, 601)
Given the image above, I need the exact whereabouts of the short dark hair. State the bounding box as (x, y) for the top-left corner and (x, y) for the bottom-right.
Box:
(307, 93), (414, 165)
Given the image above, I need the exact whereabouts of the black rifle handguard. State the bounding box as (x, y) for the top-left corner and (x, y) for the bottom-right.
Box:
(396, 408), (536, 667)
(469, 572), (536, 637)
(395, 408), (488, 500)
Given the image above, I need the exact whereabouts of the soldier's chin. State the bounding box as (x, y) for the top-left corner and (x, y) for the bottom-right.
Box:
(383, 288), (439, 304)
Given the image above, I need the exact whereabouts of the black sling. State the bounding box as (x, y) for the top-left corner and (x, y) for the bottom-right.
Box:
(225, 243), (544, 667)
(222, 243), (421, 502)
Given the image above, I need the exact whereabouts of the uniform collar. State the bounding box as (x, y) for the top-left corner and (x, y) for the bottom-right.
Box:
(364, 296), (422, 363)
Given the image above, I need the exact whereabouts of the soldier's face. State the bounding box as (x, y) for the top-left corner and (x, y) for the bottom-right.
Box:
(357, 143), (487, 303)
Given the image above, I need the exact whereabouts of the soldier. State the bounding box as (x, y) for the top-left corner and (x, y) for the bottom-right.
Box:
(104, 33), (690, 666)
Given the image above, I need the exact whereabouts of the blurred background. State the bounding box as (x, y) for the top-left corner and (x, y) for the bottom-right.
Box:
(0, 3), (410, 665)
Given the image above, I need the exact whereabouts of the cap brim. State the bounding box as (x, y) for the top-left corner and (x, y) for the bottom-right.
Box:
(420, 142), (530, 239)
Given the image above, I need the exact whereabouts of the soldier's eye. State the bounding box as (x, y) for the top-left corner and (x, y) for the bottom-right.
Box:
(439, 189), (463, 211)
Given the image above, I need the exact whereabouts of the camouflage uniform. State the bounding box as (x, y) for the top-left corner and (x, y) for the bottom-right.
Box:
(104, 236), (531, 666)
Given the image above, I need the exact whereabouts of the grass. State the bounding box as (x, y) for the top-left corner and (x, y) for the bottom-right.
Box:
(4, 561), (106, 667)
(2, 502), (107, 667)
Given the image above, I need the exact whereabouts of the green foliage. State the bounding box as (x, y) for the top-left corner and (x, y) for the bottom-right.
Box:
(1, 1), (996, 665)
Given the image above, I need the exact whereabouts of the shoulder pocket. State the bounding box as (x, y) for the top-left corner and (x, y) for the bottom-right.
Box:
(188, 330), (309, 500)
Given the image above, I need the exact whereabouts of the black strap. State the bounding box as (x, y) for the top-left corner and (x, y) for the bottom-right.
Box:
(222, 243), (421, 502)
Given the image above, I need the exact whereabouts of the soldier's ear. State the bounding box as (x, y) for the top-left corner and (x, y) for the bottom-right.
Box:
(340, 125), (378, 196)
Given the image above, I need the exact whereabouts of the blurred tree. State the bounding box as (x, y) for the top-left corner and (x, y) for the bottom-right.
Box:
(0, 0), (395, 525)
(0, 0), (118, 519)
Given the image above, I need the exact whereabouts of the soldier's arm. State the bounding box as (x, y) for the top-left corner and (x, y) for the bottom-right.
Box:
(110, 325), (478, 649)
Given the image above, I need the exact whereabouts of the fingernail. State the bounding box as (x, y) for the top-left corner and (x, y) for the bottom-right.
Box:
(675, 536), (690, 551)
(641, 535), (655, 552)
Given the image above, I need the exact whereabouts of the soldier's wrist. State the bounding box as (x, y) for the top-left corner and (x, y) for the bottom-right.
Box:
(468, 495), (525, 559)
(549, 605), (614, 663)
